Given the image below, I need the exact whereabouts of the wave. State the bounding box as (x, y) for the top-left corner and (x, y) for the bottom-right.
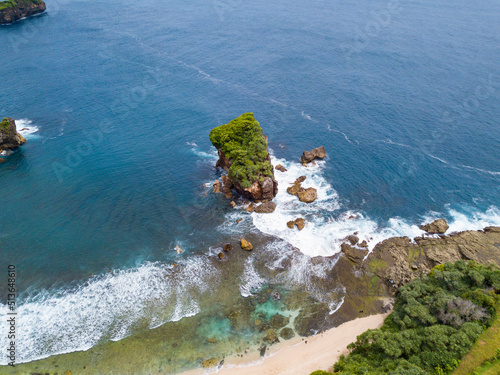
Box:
(239, 258), (266, 297)
(0, 257), (220, 365)
(15, 118), (40, 139)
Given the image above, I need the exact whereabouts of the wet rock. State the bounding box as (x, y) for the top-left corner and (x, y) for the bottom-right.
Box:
(221, 175), (233, 189)
(230, 201), (237, 208)
(246, 203), (255, 212)
(270, 314), (290, 330)
(280, 327), (295, 340)
(264, 329), (278, 343)
(359, 240), (369, 248)
(301, 146), (326, 164)
(236, 218), (243, 224)
(207, 338), (217, 344)
(254, 319), (262, 326)
(213, 180), (222, 193)
(0, 158), (5, 163)
(0, 118), (26, 152)
(224, 191), (233, 199)
(174, 246), (183, 254)
(341, 243), (368, 263)
(287, 218), (306, 230)
(297, 188), (317, 203)
(259, 345), (267, 357)
(202, 358), (219, 368)
(255, 201), (277, 213)
(420, 219), (449, 234)
(218, 252), (225, 260)
(275, 164), (287, 172)
(241, 238), (253, 251)
(348, 235), (359, 245)
(223, 244), (233, 252)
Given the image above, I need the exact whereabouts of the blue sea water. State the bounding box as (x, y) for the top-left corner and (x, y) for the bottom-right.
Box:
(0, 0), (499, 366)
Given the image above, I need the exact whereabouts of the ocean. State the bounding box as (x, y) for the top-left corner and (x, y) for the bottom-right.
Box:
(0, 0), (499, 372)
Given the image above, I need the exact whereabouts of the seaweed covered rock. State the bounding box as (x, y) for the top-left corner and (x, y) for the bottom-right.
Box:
(0, 0), (46, 24)
(209, 113), (278, 202)
(0, 117), (26, 152)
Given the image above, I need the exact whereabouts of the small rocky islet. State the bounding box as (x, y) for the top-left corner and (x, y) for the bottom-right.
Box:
(0, 117), (26, 162)
(0, 0), (46, 24)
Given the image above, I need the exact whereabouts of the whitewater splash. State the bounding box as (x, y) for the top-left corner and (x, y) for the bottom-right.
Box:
(220, 155), (500, 257)
(0, 257), (220, 365)
(15, 119), (40, 139)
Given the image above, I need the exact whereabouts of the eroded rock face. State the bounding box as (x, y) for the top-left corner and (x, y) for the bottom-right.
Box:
(0, 0), (46, 25)
(0, 118), (26, 152)
(254, 201), (277, 213)
(301, 146), (326, 164)
(367, 227), (500, 295)
(420, 219), (449, 234)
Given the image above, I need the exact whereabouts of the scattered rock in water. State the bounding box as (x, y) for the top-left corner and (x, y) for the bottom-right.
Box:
(272, 291), (281, 300)
(297, 188), (317, 203)
(224, 191), (233, 199)
(218, 252), (225, 260)
(270, 314), (290, 330)
(301, 146), (326, 164)
(264, 329), (278, 343)
(280, 327), (295, 340)
(254, 319), (262, 326)
(207, 338), (217, 344)
(347, 235), (359, 245)
(236, 218), (243, 224)
(254, 201), (277, 213)
(0, 158), (5, 163)
(172, 263), (178, 268)
(275, 164), (287, 172)
(202, 358), (219, 368)
(359, 240), (368, 248)
(213, 180), (222, 193)
(420, 219), (449, 234)
(223, 244), (233, 252)
(246, 203), (255, 212)
(174, 246), (183, 254)
(240, 238), (253, 251)
(287, 218), (306, 231)
(0, 118), (26, 152)
(286, 176), (306, 195)
(230, 201), (237, 208)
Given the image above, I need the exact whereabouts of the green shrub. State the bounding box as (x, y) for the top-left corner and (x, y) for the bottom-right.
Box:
(328, 261), (500, 375)
(209, 113), (273, 188)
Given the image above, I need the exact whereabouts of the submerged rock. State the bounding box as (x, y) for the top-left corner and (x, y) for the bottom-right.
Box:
(0, 0), (46, 25)
(240, 238), (253, 251)
(420, 219), (449, 234)
(0, 118), (26, 152)
(209, 113), (278, 202)
(301, 146), (326, 164)
(280, 327), (295, 340)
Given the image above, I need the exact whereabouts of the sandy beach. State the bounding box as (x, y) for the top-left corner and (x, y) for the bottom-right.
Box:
(183, 313), (388, 375)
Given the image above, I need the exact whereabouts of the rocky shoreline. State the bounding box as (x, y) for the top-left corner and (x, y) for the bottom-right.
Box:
(0, 117), (26, 155)
(0, 0), (46, 24)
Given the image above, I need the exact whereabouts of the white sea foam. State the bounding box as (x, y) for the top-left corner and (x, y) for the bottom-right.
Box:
(239, 258), (266, 297)
(15, 118), (40, 139)
(0, 257), (219, 365)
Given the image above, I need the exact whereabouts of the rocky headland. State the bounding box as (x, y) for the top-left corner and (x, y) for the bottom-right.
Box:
(0, 0), (46, 24)
(209, 113), (278, 202)
(0, 117), (26, 152)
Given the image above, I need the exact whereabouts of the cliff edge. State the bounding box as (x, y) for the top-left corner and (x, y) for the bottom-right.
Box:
(0, 0), (46, 24)
(0, 117), (26, 152)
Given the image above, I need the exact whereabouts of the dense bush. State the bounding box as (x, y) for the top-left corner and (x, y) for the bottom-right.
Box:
(329, 260), (500, 375)
(209, 112), (273, 188)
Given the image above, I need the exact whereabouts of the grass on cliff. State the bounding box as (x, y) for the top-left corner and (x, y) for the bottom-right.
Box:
(316, 260), (500, 375)
(209, 112), (273, 188)
(0, 0), (43, 10)
(452, 303), (500, 375)
(0, 118), (11, 131)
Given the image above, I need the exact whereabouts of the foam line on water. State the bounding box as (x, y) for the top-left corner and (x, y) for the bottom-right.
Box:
(0, 257), (219, 365)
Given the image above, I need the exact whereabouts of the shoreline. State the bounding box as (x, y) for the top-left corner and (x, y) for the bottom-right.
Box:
(182, 313), (389, 375)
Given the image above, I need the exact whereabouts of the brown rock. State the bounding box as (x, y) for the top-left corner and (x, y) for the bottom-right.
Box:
(236, 218), (243, 224)
(359, 240), (368, 248)
(275, 164), (287, 172)
(218, 252), (225, 260)
(221, 175), (233, 189)
(255, 201), (277, 213)
(223, 244), (233, 252)
(295, 218), (306, 230)
(224, 191), (233, 199)
(348, 235), (359, 245)
(420, 219), (449, 234)
(207, 338), (217, 344)
(301, 146), (326, 164)
(241, 238), (253, 251)
(213, 180), (222, 193)
(297, 188), (317, 203)
(341, 243), (368, 263)
(286, 221), (295, 229)
(230, 201), (237, 208)
(202, 358), (219, 368)
(246, 203), (255, 212)
(0, 118), (26, 152)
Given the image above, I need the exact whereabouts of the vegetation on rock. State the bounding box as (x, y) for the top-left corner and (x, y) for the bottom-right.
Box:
(0, 117), (11, 131)
(326, 260), (500, 375)
(0, 0), (43, 11)
(209, 113), (273, 188)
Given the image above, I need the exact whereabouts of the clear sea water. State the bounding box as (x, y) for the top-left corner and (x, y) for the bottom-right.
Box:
(0, 0), (499, 370)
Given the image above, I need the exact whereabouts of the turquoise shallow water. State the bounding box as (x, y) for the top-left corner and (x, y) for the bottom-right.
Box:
(0, 0), (499, 368)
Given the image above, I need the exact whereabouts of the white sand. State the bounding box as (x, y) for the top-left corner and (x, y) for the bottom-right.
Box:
(182, 313), (388, 375)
